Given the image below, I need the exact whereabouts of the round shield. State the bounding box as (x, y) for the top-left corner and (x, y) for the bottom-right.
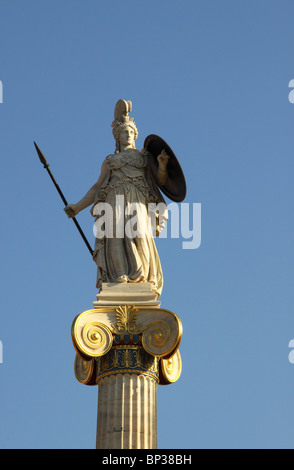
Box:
(144, 134), (186, 202)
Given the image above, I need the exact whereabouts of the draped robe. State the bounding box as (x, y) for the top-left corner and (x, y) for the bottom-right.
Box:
(91, 149), (167, 297)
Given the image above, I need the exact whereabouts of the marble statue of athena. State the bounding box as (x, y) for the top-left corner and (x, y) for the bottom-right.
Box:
(64, 99), (186, 298)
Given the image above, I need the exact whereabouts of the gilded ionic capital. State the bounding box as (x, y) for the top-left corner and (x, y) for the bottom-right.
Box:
(72, 305), (182, 386)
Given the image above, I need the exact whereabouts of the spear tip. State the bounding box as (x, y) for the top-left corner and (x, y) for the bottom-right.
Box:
(34, 141), (49, 167)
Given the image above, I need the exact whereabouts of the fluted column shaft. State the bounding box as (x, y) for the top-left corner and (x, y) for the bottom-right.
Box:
(95, 345), (159, 449)
(96, 373), (157, 449)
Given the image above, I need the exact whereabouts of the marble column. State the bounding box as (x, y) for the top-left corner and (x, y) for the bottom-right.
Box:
(96, 362), (158, 449)
(72, 283), (182, 449)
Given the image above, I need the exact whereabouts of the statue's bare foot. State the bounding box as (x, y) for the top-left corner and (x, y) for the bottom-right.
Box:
(116, 275), (128, 283)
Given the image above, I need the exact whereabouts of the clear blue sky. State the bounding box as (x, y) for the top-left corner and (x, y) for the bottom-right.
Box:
(0, 0), (293, 449)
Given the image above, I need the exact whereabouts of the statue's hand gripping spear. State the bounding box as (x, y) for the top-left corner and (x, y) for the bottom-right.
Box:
(34, 142), (94, 256)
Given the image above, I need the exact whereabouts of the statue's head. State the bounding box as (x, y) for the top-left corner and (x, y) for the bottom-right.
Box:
(111, 99), (138, 152)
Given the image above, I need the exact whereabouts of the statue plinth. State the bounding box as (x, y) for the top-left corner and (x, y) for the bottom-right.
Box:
(71, 283), (182, 449)
(93, 282), (161, 308)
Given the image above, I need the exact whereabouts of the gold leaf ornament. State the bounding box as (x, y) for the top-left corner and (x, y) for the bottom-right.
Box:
(74, 353), (97, 385)
(77, 321), (113, 358)
(142, 321), (172, 357)
(113, 305), (138, 334)
(159, 350), (182, 384)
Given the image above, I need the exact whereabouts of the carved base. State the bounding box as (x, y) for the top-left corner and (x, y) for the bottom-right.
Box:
(93, 282), (161, 308)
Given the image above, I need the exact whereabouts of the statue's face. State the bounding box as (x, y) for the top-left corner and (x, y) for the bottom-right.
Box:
(119, 126), (135, 148)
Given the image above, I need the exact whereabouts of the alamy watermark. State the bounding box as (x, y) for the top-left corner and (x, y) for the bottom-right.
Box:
(288, 339), (294, 364)
(92, 196), (201, 250)
(0, 80), (3, 103)
(287, 81), (294, 362)
(288, 79), (294, 103)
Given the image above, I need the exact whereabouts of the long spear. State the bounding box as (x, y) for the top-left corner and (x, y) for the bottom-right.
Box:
(34, 142), (94, 256)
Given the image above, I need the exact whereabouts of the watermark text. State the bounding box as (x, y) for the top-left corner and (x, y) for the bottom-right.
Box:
(288, 339), (294, 364)
(92, 196), (201, 250)
(288, 79), (294, 103)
